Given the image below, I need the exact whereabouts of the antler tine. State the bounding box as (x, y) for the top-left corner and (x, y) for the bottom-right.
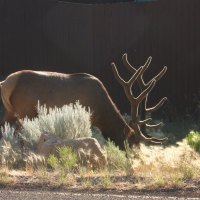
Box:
(142, 136), (167, 144)
(122, 53), (152, 87)
(146, 97), (167, 113)
(112, 62), (145, 102)
(153, 66), (167, 82)
(111, 62), (126, 87)
(142, 56), (152, 74)
(132, 124), (167, 145)
(136, 79), (156, 104)
(146, 66), (167, 86)
(122, 53), (136, 73)
(138, 114), (164, 129)
(112, 61), (144, 87)
(143, 67), (167, 126)
(139, 127), (168, 144)
(146, 122), (163, 128)
(122, 53), (152, 75)
(138, 118), (152, 125)
(127, 65), (146, 88)
(123, 53), (166, 90)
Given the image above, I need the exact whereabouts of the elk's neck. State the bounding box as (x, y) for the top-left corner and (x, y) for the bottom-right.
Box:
(94, 103), (132, 150)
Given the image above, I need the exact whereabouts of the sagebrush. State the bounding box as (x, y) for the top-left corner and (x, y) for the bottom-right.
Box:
(0, 101), (92, 169)
(21, 101), (92, 144)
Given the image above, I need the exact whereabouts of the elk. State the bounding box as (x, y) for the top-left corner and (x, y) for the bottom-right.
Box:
(0, 54), (167, 150)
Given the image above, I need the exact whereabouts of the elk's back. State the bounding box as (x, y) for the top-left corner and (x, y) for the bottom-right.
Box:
(1, 70), (105, 120)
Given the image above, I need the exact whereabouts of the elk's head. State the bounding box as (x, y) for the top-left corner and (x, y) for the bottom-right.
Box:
(111, 53), (168, 147)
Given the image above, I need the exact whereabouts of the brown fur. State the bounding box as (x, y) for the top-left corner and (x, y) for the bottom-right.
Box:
(0, 70), (136, 150)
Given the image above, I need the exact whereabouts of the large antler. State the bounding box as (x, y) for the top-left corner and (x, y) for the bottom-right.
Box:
(111, 53), (168, 144)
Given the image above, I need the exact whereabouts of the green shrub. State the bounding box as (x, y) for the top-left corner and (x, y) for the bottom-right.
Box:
(104, 140), (128, 171)
(47, 146), (77, 173)
(99, 171), (112, 188)
(47, 155), (59, 170)
(186, 130), (200, 153)
(21, 101), (92, 144)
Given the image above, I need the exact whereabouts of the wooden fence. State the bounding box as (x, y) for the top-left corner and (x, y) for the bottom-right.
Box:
(0, 0), (200, 116)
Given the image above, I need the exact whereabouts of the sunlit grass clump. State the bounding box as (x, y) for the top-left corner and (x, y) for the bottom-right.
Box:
(0, 168), (14, 184)
(130, 141), (200, 188)
(186, 130), (200, 153)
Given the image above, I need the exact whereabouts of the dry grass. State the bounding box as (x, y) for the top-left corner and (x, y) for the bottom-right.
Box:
(0, 168), (14, 184)
(0, 137), (200, 190)
(130, 141), (200, 189)
(23, 140), (199, 190)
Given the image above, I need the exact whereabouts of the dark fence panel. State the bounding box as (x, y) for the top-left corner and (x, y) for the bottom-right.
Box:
(0, 0), (93, 74)
(0, 0), (200, 116)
